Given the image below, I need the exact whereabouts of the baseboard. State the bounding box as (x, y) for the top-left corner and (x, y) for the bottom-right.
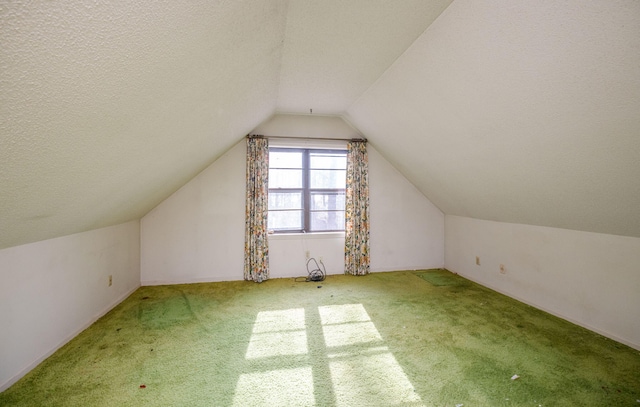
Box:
(455, 271), (640, 351)
(0, 284), (140, 393)
(142, 268), (440, 286)
(141, 276), (240, 286)
(370, 265), (445, 273)
(143, 271), (346, 285)
(142, 274), (334, 285)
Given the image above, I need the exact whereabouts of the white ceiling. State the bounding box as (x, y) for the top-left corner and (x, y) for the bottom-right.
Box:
(276, 0), (453, 114)
(1, 0), (639, 249)
(346, 0), (640, 237)
(0, 0), (288, 249)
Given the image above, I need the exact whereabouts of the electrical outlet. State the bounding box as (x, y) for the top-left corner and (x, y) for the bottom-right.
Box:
(108, 275), (113, 286)
(319, 256), (323, 262)
(305, 251), (310, 259)
(475, 256), (480, 266)
(500, 264), (506, 274)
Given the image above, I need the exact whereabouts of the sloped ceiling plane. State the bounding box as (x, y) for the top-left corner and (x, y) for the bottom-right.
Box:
(1, 0), (639, 249)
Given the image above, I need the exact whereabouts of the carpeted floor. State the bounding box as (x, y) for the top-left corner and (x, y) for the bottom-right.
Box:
(1, 269), (639, 406)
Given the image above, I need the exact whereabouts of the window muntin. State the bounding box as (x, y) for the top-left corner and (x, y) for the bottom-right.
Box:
(268, 148), (346, 233)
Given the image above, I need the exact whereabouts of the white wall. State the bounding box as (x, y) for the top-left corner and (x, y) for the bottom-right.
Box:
(0, 220), (140, 391)
(269, 232), (346, 278)
(369, 146), (444, 272)
(269, 144), (445, 278)
(141, 114), (444, 284)
(252, 113), (362, 140)
(140, 140), (246, 285)
(445, 215), (640, 350)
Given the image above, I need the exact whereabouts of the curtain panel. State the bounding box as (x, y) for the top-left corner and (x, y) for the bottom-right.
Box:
(344, 140), (370, 276)
(244, 136), (269, 282)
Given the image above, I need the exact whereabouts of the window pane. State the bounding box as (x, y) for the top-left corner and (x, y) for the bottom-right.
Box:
(270, 151), (302, 169)
(310, 211), (345, 231)
(310, 169), (346, 189)
(310, 192), (345, 210)
(268, 210), (303, 231)
(310, 153), (346, 169)
(267, 148), (347, 234)
(269, 169), (302, 188)
(269, 191), (302, 210)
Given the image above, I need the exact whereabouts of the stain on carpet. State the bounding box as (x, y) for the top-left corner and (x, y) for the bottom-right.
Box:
(416, 270), (466, 286)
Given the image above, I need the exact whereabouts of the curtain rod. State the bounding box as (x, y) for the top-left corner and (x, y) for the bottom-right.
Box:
(247, 134), (367, 142)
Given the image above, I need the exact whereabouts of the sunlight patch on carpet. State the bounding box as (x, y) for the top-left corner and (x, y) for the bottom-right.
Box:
(321, 303), (425, 406)
(320, 304), (383, 347)
(236, 302), (424, 407)
(321, 322), (382, 347)
(246, 308), (307, 359)
(329, 352), (424, 407)
(318, 303), (371, 324)
(251, 308), (306, 333)
(232, 367), (315, 407)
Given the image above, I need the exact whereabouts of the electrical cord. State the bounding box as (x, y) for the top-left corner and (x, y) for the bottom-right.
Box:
(295, 257), (326, 282)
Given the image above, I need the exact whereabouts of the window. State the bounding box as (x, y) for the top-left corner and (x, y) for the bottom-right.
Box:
(268, 148), (347, 233)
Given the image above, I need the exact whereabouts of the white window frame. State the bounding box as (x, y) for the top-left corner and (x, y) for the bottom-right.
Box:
(268, 147), (347, 234)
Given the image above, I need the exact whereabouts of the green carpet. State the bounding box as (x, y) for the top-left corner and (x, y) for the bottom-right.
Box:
(416, 271), (469, 286)
(1, 270), (639, 406)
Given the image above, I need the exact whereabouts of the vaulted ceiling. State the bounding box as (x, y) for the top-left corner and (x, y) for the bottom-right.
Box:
(1, 0), (639, 249)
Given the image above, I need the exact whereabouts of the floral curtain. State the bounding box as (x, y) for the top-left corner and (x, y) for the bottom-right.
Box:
(344, 139), (370, 276)
(244, 136), (269, 282)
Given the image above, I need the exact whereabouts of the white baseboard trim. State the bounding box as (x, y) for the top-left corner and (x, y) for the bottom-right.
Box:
(370, 265), (445, 273)
(455, 271), (640, 351)
(141, 277), (240, 286)
(0, 284), (140, 393)
(142, 268), (442, 286)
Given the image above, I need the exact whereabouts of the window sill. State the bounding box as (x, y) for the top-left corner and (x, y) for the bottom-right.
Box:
(268, 232), (345, 241)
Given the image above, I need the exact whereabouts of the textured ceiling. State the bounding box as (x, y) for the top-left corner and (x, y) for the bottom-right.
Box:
(0, 1), (288, 249)
(276, 0), (453, 114)
(0, 0), (451, 249)
(346, 0), (640, 237)
(2, 0), (640, 249)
